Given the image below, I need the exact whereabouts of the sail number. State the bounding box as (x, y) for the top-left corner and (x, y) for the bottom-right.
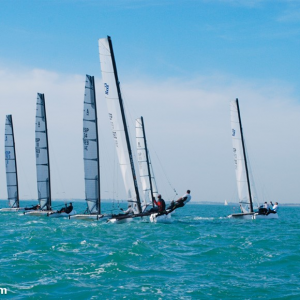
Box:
(233, 148), (237, 169)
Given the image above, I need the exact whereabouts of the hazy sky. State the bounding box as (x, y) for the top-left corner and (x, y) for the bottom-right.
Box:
(0, 0), (300, 204)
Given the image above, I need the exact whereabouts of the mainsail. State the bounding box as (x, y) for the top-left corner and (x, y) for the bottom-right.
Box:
(98, 36), (142, 214)
(83, 75), (101, 214)
(136, 117), (158, 210)
(5, 115), (19, 208)
(35, 93), (51, 210)
(230, 99), (253, 213)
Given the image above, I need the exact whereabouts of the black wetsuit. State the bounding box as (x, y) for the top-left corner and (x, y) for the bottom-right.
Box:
(64, 205), (73, 214)
(25, 205), (40, 211)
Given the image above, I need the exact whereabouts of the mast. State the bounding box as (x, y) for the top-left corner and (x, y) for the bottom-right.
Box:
(106, 36), (142, 213)
(35, 93), (51, 210)
(236, 98), (253, 213)
(83, 75), (101, 214)
(94, 76), (101, 214)
(5, 115), (19, 208)
(140, 117), (154, 207)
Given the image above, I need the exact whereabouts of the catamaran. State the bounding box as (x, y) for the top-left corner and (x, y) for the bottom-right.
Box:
(25, 93), (54, 216)
(136, 117), (171, 223)
(228, 99), (278, 219)
(0, 115), (25, 212)
(70, 75), (104, 220)
(98, 36), (143, 223)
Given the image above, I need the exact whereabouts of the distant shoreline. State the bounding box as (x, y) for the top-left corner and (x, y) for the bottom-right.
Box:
(1, 199), (299, 206)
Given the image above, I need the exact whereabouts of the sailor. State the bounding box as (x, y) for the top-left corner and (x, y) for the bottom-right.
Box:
(167, 190), (191, 214)
(25, 204), (41, 211)
(58, 203), (68, 213)
(64, 203), (73, 214)
(120, 205), (134, 215)
(266, 202), (278, 215)
(153, 195), (166, 213)
(259, 202), (269, 214)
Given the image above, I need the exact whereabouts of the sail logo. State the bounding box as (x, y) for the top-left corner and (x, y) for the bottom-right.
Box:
(104, 83), (109, 95)
(232, 129), (235, 136)
(5, 151), (10, 160)
(0, 288), (7, 295)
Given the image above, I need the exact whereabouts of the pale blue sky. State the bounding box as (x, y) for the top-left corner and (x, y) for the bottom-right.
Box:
(1, 0), (300, 204)
(1, 0), (300, 89)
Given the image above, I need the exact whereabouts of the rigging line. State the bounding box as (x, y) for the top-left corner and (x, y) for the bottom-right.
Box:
(17, 152), (34, 200)
(118, 84), (140, 163)
(152, 148), (178, 200)
(97, 124), (113, 201)
(112, 153), (117, 210)
(119, 83), (140, 130)
(49, 135), (66, 199)
(243, 140), (261, 207)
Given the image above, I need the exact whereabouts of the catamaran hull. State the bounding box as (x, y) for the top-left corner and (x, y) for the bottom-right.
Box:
(228, 212), (278, 219)
(253, 213), (278, 219)
(0, 207), (25, 212)
(150, 213), (172, 223)
(228, 213), (255, 219)
(108, 217), (134, 224)
(48, 210), (77, 218)
(24, 210), (54, 216)
(69, 214), (109, 220)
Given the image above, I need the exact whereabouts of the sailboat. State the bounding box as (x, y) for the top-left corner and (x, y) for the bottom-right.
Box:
(70, 75), (104, 220)
(135, 117), (171, 223)
(228, 99), (278, 219)
(98, 36), (143, 223)
(224, 200), (228, 205)
(26, 93), (54, 216)
(0, 115), (25, 212)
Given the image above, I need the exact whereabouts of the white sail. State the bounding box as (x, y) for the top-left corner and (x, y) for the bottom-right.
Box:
(149, 160), (159, 200)
(98, 36), (141, 214)
(224, 200), (228, 205)
(83, 75), (101, 214)
(136, 118), (158, 210)
(5, 115), (19, 208)
(230, 100), (252, 213)
(35, 93), (51, 210)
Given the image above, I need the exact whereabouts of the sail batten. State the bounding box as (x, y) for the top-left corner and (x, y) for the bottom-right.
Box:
(98, 36), (142, 214)
(35, 93), (51, 210)
(5, 115), (19, 208)
(83, 75), (101, 215)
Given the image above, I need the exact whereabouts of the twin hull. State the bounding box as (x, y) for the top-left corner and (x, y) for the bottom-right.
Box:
(228, 212), (278, 219)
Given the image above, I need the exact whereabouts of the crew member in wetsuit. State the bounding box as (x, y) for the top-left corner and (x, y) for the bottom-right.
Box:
(149, 196), (159, 212)
(266, 202), (278, 215)
(167, 190), (191, 214)
(58, 203), (67, 213)
(58, 203), (73, 214)
(120, 205), (134, 215)
(25, 204), (41, 211)
(259, 202), (269, 214)
(153, 195), (166, 213)
(64, 203), (73, 214)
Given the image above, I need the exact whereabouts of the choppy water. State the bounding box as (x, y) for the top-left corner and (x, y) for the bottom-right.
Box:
(0, 201), (300, 299)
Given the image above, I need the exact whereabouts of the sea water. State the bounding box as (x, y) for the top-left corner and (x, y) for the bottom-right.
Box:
(0, 201), (300, 299)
